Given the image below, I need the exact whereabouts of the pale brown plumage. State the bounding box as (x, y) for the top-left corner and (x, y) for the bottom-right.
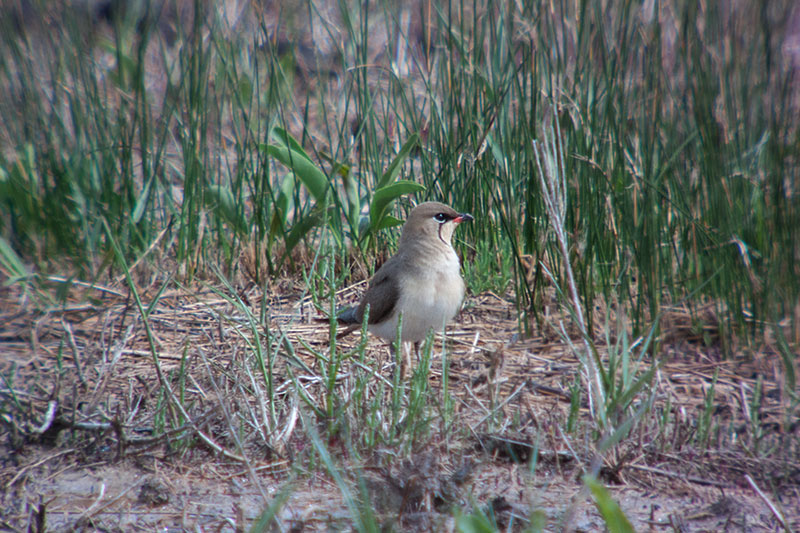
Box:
(337, 201), (472, 347)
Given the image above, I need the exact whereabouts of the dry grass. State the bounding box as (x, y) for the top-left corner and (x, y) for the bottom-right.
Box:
(1, 1), (798, 530)
(1, 272), (797, 531)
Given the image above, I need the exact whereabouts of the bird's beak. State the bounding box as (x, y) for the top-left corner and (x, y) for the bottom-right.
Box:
(454, 213), (474, 224)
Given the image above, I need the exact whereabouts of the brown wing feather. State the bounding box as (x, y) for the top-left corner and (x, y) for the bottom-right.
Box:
(357, 261), (399, 325)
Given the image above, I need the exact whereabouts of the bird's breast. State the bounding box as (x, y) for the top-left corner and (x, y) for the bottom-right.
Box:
(376, 250), (464, 343)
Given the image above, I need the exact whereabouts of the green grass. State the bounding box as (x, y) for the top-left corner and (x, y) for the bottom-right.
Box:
(2, 1), (796, 347)
(1, 0), (798, 529)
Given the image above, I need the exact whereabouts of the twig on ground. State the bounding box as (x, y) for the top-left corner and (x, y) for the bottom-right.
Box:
(745, 474), (788, 531)
(5, 449), (75, 489)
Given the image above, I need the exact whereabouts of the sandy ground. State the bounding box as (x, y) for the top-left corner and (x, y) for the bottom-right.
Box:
(1, 281), (796, 531)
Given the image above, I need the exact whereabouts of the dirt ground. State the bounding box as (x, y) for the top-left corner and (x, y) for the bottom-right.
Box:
(1, 2), (799, 529)
(1, 279), (797, 531)
(2, 450), (786, 531)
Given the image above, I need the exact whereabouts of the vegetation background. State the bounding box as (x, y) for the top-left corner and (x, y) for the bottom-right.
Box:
(0, 0), (798, 531)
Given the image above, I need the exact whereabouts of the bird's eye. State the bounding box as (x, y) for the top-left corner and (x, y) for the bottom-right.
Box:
(433, 213), (449, 222)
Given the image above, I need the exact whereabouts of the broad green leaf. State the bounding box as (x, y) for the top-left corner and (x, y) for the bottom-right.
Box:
(369, 180), (425, 229)
(270, 127), (313, 162)
(377, 133), (419, 189)
(374, 214), (404, 231)
(269, 174), (297, 244)
(276, 173), (296, 222)
(283, 208), (324, 256)
(342, 169), (360, 232)
(584, 476), (635, 533)
(266, 144), (329, 203)
(0, 237), (29, 284)
(319, 151), (351, 178)
(205, 184), (247, 234)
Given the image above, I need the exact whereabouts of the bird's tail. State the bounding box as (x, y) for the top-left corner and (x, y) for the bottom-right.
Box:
(313, 306), (360, 325)
(313, 306), (361, 339)
(336, 305), (360, 325)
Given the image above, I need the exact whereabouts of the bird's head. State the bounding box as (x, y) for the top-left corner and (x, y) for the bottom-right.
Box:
(399, 201), (473, 248)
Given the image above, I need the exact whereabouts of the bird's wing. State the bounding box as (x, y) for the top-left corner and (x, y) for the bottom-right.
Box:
(358, 264), (399, 325)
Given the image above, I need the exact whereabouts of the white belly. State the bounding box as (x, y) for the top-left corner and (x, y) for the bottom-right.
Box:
(369, 252), (464, 343)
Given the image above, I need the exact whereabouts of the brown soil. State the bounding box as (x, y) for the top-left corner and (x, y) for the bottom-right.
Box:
(1, 278), (797, 532)
(2, 1), (799, 531)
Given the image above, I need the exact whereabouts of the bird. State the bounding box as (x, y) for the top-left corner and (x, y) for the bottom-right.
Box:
(334, 201), (473, 369)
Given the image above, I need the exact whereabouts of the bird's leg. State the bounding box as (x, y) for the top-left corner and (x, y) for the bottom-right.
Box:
(388, 341), (413, 380)
(386, 342), (396, 375)
(403, 342), (415, 380)
(392, 342), (407, 381)
(391, 341), (427, 379)
(386, 342), (407, 381)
